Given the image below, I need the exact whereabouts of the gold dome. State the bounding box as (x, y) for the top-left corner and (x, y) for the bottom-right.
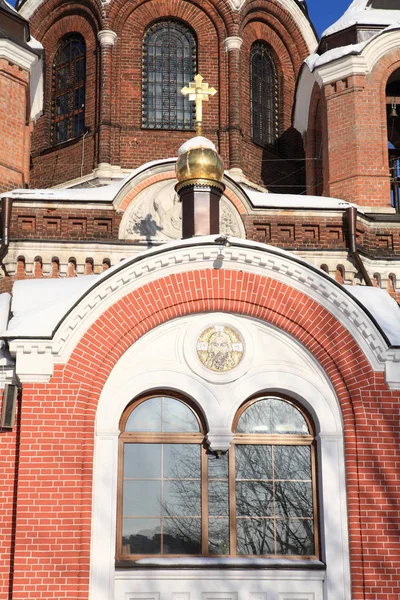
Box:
(175, 137), (225, 192)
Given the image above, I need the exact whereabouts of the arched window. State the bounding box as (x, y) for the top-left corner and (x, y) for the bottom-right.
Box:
(142, 21), (196, 130)
(251, 42), (279, 147)
(118, 394), (318, 559)
(52, 34), (86, 145)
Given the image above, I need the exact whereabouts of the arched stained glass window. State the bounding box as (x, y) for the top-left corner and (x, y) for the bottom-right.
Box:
(52, 34), (86, 145)
(142, 21), (196, 130)
(251, 42), (279, 147)
(118, 394), (318, 560)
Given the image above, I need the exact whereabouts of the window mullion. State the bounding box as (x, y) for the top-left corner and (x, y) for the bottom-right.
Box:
(201, 446), (208, 555)
(229, 444), (237, 556)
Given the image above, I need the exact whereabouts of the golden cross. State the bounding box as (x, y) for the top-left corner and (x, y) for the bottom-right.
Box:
(181, 74), (217, 136)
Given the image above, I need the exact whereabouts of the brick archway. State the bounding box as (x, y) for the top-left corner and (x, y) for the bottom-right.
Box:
(59, 266), (379, 596)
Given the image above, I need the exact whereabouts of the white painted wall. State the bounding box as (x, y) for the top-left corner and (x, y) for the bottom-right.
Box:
(90, 313), (351, 600)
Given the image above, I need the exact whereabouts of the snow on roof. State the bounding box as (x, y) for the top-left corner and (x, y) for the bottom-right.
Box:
(6, 276), (98, 337)
(344, 285), (400, 346)
(322, 0), (400, 38)
(0, 293), (11, 347)
(246, 190), (350, 210)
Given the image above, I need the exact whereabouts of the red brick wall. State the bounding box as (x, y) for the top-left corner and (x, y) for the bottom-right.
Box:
(29, 8), (100, 188)
(27, 0), (311, 190)
(0, 59), (30, 192)
(322, 49), (400, 207)
(1, 268), (399, 598)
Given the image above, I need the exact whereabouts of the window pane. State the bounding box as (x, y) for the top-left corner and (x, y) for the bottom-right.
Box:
(236, 482), (273, 517)
(208, 480), (229, 517)
(52, 34), (85, 145)
(236, 445), (272, 479)
(251, 42), (278, 147)
(236, 399), (271, 433)
(122, 518), (161, 554)
(275, 481), (313, 518)
(123, 480), (161, 517)
(142, 21), (196, 130)
(274, 446), (311, 480)
(163, 480), (200, 516)
(236, 398), (309, 435)
(126, 397), (200, 433)
(208, 453), (228, 479)
(163, 397), (200, 432)
(271, 399), (309, 434)
(208, 518), (229, 555)
(163, 444), (200, 478)
(163, 517), (201, 554)
(126, 397), (162, 431)
(124, 443), (161, 479)
(236, 518), (274, 555)
(276, 519), (315, 556)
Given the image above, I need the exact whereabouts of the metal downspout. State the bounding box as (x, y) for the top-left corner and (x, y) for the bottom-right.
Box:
(346, 205), (373, 287)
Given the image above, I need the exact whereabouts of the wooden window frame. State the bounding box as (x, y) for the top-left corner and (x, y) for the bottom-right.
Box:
(117, 392), (319, 562)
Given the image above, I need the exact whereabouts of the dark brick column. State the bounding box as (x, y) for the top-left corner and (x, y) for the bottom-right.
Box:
(224, 36), (243, 173)
(97, 30), (117, 167)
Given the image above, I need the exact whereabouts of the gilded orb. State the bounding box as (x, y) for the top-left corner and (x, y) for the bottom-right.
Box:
(175, 136), (225, 192)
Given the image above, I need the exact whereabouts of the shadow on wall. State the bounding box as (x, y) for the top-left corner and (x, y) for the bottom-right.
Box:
(261, 127), (306, 195)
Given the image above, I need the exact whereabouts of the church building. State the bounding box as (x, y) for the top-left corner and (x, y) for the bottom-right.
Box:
(0, 1), (400, 599)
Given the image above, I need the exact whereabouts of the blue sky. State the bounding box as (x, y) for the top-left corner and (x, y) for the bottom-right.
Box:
(306, 0), (352, 36)
(9, 0), (353, 38)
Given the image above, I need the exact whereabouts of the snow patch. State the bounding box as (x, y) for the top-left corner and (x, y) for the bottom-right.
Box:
(246, 190), (351, 210)
(178, 136), (216, 155)
(322, 0), (400, 38)
(6, 276), (98, 337)
(344, 285), (400, 345)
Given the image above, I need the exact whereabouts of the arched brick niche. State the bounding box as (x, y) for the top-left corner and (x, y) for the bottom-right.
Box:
(5, 241), (400, 600)
(110, 0), (228, 169)
(305, 82), (326, 196)
(28, 6), (101, 188)
(239, 2), (310, 190)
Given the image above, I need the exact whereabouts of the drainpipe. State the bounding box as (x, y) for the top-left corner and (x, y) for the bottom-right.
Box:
(346, 205), (373, 286)
(0, 197), (13, 275)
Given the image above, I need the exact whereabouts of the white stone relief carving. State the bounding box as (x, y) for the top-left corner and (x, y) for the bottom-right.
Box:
(119, 179), (245, 241)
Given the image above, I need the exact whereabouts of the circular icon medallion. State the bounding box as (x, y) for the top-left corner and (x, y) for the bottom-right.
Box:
(196, 325), (244, 372)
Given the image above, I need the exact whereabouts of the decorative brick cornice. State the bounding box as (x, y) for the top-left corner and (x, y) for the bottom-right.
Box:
(8, 238), (393, 382)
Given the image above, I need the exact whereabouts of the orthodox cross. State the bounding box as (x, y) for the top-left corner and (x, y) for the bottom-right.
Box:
(181, 73), (217, 136)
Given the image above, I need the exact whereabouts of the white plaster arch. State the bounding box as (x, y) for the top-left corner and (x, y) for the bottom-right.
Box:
(295, 28), (400, 133)
(9, 237), (399, 387)
(90, 313), (350, 600)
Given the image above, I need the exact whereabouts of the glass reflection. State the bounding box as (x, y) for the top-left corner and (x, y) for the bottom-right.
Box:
(275, 482), (313, 518)
(124, 444), (161, 479)
(236, 397), (309, 435)
(208, 481), (228, 517)
(236, 518), (274, 555)
(125, 397), (200, 433)
(163, 518), (201, 554)
(122, 518), (161, 554)
(276, 519), (314, 555)
(236, 482), (273, 517)
(236, 445), (272, 480)
(209, 518), (229, 555)
(126, 397), (162, 432)
(271, 399), (309, 434)
(274, 445), (311, 480)
(163, 444), (200, 479)
(123, 480), (161, 517)
(163, 397), (199, 432)
(163, 480), (200, 516)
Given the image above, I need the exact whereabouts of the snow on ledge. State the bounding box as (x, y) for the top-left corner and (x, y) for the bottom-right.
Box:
(322, 0), (400, 38)
(344, 285), (400, 346)
(246, 190), (350, 210)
